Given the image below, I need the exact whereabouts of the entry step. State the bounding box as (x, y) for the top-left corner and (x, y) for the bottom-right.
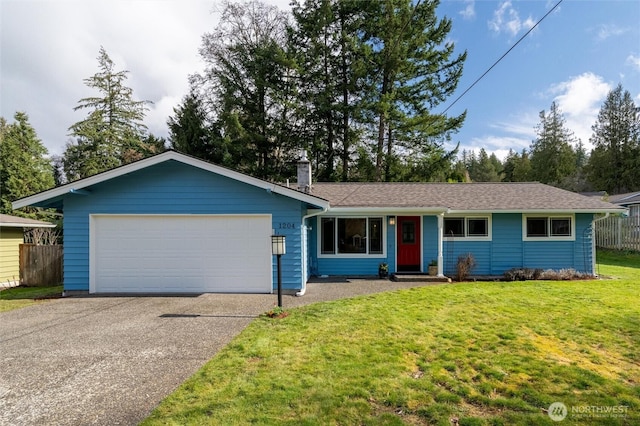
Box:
(391, 274), (452, 283)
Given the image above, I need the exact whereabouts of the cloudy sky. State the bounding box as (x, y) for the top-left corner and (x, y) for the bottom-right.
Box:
(1, 0), (639, 160)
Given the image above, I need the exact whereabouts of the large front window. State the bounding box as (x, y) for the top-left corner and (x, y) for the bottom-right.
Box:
(320, 217), (384, 256)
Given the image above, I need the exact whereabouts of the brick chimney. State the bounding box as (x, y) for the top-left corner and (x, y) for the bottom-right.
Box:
(297, 150), (311, 193)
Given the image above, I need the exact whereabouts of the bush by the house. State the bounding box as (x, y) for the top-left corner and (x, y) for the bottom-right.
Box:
(504, 267), (594, 281)
(456, 253), (476, 281)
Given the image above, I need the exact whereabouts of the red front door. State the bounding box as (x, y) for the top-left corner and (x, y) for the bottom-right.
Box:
(397, 216), (421, 272)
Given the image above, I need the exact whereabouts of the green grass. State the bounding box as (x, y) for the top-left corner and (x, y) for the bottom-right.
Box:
(0, 285), (63, 313)
(143, 250), (640, 425)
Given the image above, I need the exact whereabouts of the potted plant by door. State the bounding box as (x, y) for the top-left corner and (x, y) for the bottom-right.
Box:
(378, 263), (389, 278)
(428, 260), (438, 276)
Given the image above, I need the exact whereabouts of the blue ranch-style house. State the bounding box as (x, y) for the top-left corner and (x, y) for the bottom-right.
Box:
(13, 151), (624, 296)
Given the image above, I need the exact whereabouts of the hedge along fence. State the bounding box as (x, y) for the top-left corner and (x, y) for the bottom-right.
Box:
(594, 215), (640, 252)
(19, 244), (63, 287)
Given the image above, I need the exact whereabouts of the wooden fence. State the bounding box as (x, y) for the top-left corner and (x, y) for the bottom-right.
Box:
(594, 216), (640, 252)
(19, 244), (63, 286)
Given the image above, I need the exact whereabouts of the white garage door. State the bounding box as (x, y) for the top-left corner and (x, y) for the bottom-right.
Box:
(90, 215), (273, 294)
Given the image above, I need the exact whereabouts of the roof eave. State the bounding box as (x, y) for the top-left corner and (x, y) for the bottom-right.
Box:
(12, 151), (329, 210)
(446, 208), (627, 214)
(325, 206), (449, 214)
(0, 222), (56, 228)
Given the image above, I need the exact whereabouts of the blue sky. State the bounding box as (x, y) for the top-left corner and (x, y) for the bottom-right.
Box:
(1, 0), (639, 161)
(436, 0), (640, 159)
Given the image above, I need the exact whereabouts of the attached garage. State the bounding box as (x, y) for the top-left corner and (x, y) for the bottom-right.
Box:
(12, 151), (329, 296)
(90, 214), (273, 294)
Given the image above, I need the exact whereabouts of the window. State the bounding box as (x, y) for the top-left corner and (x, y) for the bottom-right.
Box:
(319, 217), (385, 256)
(444, 218), (464, 237)
(369, 218), (383, 254)
(524, 215), (574, 240)
(321, 218), (335, 254)
(444, 216), (490, 239)
(338, 218), (366, 253)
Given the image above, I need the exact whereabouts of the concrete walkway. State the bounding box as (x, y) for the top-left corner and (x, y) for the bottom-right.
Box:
(0, 278), (441, 425)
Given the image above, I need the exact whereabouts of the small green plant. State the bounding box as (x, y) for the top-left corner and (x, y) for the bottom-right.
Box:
(264, 305), (288, 318)
(428, 259), (437, 267)
(378, 263), (389, 278)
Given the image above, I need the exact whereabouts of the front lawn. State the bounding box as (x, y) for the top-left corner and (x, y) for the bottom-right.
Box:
(0, 285), (63, 313)
(143, 250), (640, 425)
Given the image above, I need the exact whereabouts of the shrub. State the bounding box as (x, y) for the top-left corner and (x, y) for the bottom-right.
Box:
(503, 268), (542, 281)
(504, 268), (595, 281)
(456, 253), (476, 281)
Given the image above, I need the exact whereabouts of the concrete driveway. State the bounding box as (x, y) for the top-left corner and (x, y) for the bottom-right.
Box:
(0, 279), (437, 425)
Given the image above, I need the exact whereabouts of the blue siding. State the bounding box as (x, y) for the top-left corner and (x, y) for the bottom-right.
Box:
(491, 213), (523, 274)
(62, 160), (307, 292)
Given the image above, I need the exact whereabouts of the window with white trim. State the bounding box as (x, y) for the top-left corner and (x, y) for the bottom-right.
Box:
(320, 217), (384, 256)
(523, 215), (574, 240)
(444, 216), (491, 240)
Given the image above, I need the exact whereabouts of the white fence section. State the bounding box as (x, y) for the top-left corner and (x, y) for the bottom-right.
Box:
(594, 215), (640, 252)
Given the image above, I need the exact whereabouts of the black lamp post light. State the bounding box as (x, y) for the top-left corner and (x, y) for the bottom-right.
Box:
(271, 235), (286, 308)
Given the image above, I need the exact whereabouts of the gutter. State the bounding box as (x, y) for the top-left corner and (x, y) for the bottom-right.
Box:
(591, 212), (610, 276)
(297, 205), (329, 296)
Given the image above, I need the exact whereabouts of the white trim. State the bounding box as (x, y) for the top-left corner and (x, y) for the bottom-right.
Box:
(13, 151), (329, 210)
(447, 208), (623, 214)
(327, 207), (448, 214)
(443, 214), (493, 242)
(0, 222), (55, 228)
(522, 213), (576, 242)
(317, 216), (387, 259)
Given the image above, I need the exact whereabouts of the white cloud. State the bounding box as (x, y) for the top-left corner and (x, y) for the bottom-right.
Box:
(465, 135), (530, 161)
(0, 0), (292, 156)
(459, 0), (476, 21)
(547, 73), (611, 148)
(594, 24), (628, 41)
(488, 1), (535, 37)
(627, 54), (640, 71)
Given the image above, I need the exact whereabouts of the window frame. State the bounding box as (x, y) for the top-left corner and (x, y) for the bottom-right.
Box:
(522, 214), (575, 241)
(318, 216), (386, 258)
(443, 215), (492, 241)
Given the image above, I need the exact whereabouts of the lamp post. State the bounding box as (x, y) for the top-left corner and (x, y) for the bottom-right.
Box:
(271, 235), (286, 307)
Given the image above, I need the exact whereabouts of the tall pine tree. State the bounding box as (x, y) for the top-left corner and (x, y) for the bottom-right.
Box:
(529, 101), (577, 188)
(64, 47), (157, 181)
(0, 112), (54, 217)
(361, 0), (466, 181)
(586, 84), (640, 194)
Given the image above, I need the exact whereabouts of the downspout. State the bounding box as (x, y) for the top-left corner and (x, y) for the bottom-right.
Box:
(592, 212), (610, 276)
(297, 206), (329, 296)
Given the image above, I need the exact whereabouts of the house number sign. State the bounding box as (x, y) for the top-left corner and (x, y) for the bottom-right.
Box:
(278, 222), (296, 230)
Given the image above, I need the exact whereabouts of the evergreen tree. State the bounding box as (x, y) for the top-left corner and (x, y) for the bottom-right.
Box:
(168, 92), (227, 164)
(529, 101), (577, 188)
(361, 0), (466, 181)
(64, 47), (156, 181)
(586, 84), (640, 193)
(196, 0), (296, 180)
(289, 0), (366, 181)
(0, 112), (55, 217)
(469, 148), (500, 182)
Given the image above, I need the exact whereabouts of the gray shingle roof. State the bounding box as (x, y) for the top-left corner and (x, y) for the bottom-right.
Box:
(0, 214), (55, 228)
(608, 191), (640, 206)
(311, 182), (623, 212)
